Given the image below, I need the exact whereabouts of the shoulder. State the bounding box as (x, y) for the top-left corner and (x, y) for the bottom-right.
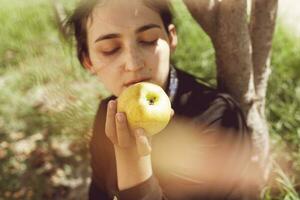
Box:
(91, 95), (116, 144)
(173, 68), (222, 115)
(173, 68), (247, 131)
(204, 93), (247, 131)
(96, 96), (116, 116)
(90, 95), (118, 196)
(92, 95), (117, 129)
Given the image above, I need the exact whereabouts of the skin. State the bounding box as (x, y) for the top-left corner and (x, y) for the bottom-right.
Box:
(82, 0), (177, 190)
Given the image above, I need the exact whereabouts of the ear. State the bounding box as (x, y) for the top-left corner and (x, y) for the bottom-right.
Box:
(82, 53), (96, 74)
(167, 24), (178, 53)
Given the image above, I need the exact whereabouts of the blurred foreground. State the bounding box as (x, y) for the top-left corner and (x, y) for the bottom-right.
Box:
(0, 0), (299, 199)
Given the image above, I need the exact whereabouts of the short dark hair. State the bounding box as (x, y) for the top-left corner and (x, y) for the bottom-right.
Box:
(66, 0), (173, 66)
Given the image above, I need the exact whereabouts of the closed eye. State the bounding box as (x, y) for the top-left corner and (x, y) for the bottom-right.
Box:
(140, 39), (158, 46)
(102, 47), (120, 56)
(101, 39), (157, 56)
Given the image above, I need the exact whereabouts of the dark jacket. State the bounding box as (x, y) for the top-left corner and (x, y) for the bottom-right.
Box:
(88, 67), (253, 200)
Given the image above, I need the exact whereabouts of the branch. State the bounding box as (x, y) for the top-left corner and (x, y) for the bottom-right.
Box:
(183, 0), (256, 112)
(182, 0), (218, 40)
(250, 0), (278, 115)
(213, 0), (255, 111)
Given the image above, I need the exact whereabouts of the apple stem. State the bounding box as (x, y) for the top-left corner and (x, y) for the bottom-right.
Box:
(149, 97), (156, 105)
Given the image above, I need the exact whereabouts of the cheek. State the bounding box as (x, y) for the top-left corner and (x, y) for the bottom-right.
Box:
(92, 60), (124, 95)
(95, 68), (123, 96)
(146, 40), (171, 87)
(89, 52), (106, 70)
(89, 54), (119, 74)
(157, 39), (170, 58)
(148, 40), (170, 67)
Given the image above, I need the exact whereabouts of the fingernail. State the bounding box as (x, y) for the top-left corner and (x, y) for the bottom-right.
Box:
(109, 101), (115, 109)
(136, 129), (143, 137)
(116, 113), (124, 122)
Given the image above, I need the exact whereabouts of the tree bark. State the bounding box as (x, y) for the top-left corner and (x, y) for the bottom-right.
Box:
(183, 0), (278, 186)
(180, 0), (219, 39)
(248, 0), (278, 179)
(250, 0), (278, 116)
(213, 0), (255, 111)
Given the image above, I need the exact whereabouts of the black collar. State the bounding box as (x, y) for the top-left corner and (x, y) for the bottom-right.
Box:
(166, 65), (179, 104)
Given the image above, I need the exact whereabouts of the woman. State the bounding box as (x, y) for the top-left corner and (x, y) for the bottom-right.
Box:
(67, 0), (254, 199)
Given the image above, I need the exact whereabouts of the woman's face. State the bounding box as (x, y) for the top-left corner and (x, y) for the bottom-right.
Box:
(83, 0), (177, 96)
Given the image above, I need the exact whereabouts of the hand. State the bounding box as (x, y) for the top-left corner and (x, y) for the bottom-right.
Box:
(105, 99), (174, 190)
(105, 100), (152, 157)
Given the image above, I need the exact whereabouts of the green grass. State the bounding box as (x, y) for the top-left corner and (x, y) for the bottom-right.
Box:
(0, 1), (107, 198)
(0, 0), (57, 69)
(0, 0), (299, 199)
(264, 20), (300, 200)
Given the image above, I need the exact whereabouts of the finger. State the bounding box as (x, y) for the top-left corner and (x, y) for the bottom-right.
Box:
(135, 129), (152, 157)
(115, 112), (132, 148)
(105, 100), (118, 144)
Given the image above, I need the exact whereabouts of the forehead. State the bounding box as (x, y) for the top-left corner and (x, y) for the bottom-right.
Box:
(87, 0), (163, 34)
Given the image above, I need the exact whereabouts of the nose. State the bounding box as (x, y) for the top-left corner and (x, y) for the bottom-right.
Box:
(124, 46), (145, 71)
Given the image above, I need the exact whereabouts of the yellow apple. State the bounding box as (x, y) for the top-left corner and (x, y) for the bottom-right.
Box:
(117, 82), (172, 136)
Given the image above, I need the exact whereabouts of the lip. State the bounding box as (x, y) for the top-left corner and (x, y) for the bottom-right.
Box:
(124, 78), (151, 87)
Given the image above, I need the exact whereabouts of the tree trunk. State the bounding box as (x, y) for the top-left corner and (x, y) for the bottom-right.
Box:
(183, 0), (278, 188)
(248, 0), (278, 178)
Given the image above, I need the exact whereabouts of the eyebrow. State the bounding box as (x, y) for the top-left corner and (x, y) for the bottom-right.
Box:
(94, 24), (161, 43)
